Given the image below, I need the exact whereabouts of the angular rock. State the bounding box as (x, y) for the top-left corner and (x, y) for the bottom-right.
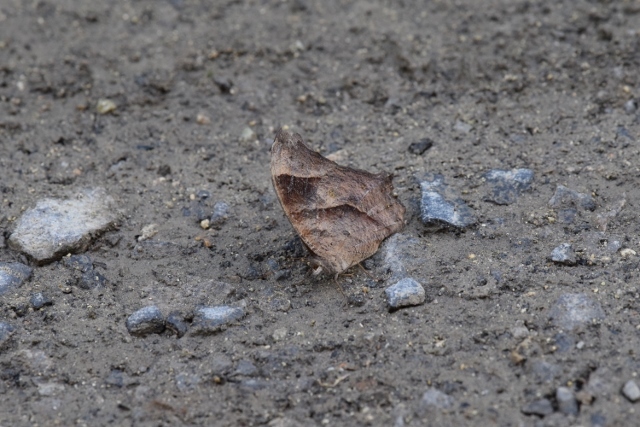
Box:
(30, 292), (53, 310)
(408, 138), (434, 155)
(556, 387), (579, 415)
(548, 185), (596, 211)
(521, 398), (554, 416)
(385, 278), (425, 309)
(420, 174), (476, 228)
(126, 305), (165, 337)
(0, 262), (33, 295)
(210, 201), (230, 227)
(483, 168), (534, 205)
(192, 306), (245, 334)
(622, 380), (640, 402)
(549, 243), (576, 265)
(549, 293), (605, 331)
(8, 188), (118, 264)
(0, 322), (16, 349)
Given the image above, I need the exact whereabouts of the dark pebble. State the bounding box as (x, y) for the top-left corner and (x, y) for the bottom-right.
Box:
(166, 312), (188, 338)
(549, 243), (576, 266)
(234, 360), (258, 377)
(78, 270), (107, 289)
(483, 168), (534, 205)
(126, 305), (165, 337)
(0, 322), (16, 349)
(63, 255), (94, 273)
(420, 174), (476, 228)
(210, 201), (230, 227)
(408, 138), (434, 155)
(521, 398), (554, 416)
(30, 292), (53, 310)
(0, 262), (33, 295)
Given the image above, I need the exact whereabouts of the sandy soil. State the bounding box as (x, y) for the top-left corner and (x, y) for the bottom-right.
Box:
(1, 0), (640, 426)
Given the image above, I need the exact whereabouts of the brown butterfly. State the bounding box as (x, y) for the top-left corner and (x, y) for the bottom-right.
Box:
(270, 129), (405, 277)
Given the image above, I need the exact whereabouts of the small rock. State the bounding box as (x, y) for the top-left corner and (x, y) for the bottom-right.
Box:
(105, 369), (126, 387)
(549, 293), (606, 331)
(210, 201), (230, 227)
(624, 99), (637, 114)
(63, 254), (94, 273)
(126, 306), (165, 337)
(420, 174), (476, 228)
(96, 99), (117, 114)
(0, 262), (33, 295)
(272, 327), (288, 341)
(192, 306), (245, 334)
(622, 380), (640, 402)
(385, 278), (425, 309)
(166, 312), (188, 338)
(521, 398), (554, 416)
(483, 168), (534, 205)
(620, 248), (636, 258)
(8, 188), (118, 264)
(30, 292), (53, 310)
(239, 126), (256, 142)
(556, 387), (579, 415)
(235, 360), (258, 377)
(549, 185), (596, 211)
(138, 224), (159, 241)
(78, 270), (107, 289)
(453, 120), (472, 134)
(196, 113), (211, 125)
(550, 243), (577, 265)
(0, 322), (16, 349)
(417, 388), (454, 414)
(408, 138), (434, 155)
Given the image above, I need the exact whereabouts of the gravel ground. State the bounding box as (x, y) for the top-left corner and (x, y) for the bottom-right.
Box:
(1, 0), (640, 426)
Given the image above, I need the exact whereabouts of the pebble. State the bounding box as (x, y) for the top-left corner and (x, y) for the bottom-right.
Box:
(166, 312), (188, 338)
(622, 380), (640, 402)
(548, 185), (596, 211)
(210, 201), (230, 227)
(420, 174), (476, 228)
(8, 188), (118, 264)
(0, 262), (33, 295)
(408, 138), (434, 155)
(30, 292), (53, 310)
(96, 99), (117, 114)
(0, 322), (16, 349)
(483, 168), (534, 205)
(556, 387), (579, 415)
(521, 398), (554, 416)
(239, 126), (256, 142)
(417, 388), (454, 414)
(453, 120), (472, 134)
(549, 293), (605, 331)
(624, 99), (637, 114)
(192, 306), (245, 334)
(549, 243), (577, 265)
(385, 278), (426, 309)
(272, 327), (288, 341)
(234, 360), (258, 377)
(620, 248), (636, 258)
(126, 305), (165, 337)
(138, 224), (158, 241)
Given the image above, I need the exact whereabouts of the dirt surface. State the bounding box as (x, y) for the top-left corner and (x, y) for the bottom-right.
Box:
(1, 0), (640, 426)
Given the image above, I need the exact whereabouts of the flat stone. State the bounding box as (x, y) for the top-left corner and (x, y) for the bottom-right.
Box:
(408, 138), (434, 155)
(521, 398), (554, 416)
(126, 305), (165, 337)
(549, 243), (576, 265)
(622, 380), (640, 402)
(192, 306), (245, 334)
(549, 185), (596, 211)
(556, 386), (579, 415)
(549, 293), (605, 331)
(483, 168), (534, 205)
(385, 278), (425, 309)
(420, 174), (476, 228)
(0, 262), (33, 295)
(30, 292), (53, 310)
(8, 188), (118, 264)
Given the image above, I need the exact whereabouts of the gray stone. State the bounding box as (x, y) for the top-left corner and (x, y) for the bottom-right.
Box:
(235, 359), (258, 377)
(210, 201), (230, 227)
(556, 387), (579, 415)
(418, 388), (454, 414)
(624, 99), (637, 114)
(0, 322), (16, 349)
(549, 293), (605, 331)
(622, 380), (640, 402)
(550, 243), (576, 265)
(420, 174), (476, 228)
(483, 168), (534, 205)
(126, 305), (165, 337)
(549, 185), (596, 211)
(166, 312), (188, 338)
(408, 138), (434, 155)
(8, 188), (118, 264)
(62, 254), (94, 273)
(30, 292), (53, 310)
(521, 398), (554, 416)
(385, 278), (425, 309)
(192, 306), (245, 334)
(0, 262), (33, 295)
